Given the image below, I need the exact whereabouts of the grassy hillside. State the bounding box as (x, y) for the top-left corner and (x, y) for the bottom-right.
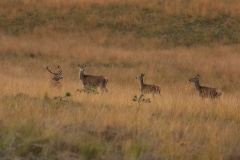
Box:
(0, 0), (240, 48)
(1, 1), (240, 160)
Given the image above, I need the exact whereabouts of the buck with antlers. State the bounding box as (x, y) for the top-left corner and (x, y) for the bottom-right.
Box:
(46, 65), (63, 82)
(78, 64), (108, 92)
(136, 73), (161, 96)
(189, 74), (221, 99)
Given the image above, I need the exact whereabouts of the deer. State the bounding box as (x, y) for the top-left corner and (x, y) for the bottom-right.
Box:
(189, 74), (222, 99)
(78, 64), (108, 93)
(136, 73), (161, 97)
(46, 65), (63, 82)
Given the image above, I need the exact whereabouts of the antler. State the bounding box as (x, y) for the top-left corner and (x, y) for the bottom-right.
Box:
(56, 65), (62, 75)
(46, 66), (56, 75)
(46, 65), (63, 82)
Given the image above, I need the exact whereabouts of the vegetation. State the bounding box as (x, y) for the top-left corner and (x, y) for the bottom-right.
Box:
(0, 0), (240, 159)
(133, 94), (151, 104)
(77, 85), (99, 95)
(0, 0), (240, 48)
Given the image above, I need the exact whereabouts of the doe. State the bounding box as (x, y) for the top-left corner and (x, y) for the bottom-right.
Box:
(78, 64), (108, 93)
(189, 74), (221, 99)
(136, 73), (161, 97)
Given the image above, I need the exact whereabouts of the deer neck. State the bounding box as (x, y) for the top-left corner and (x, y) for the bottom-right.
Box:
(79, 70), (85, 80)
(194, 80), (201, 91)
(138, 78), (144, 89)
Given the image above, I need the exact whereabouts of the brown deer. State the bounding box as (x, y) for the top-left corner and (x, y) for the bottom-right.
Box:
(46, 65), (63, 82)
(78, 64), (108, 92)
(189, 74), (221, 99)
(136, 73), (161, 96)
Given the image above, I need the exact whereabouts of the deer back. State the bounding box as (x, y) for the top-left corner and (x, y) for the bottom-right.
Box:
(82, 74), (107, 87)
(199, 86), (219, 98)
(141, 84), (160, 94)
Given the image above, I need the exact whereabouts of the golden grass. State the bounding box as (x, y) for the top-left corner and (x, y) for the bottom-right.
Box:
(1, 33), (240, 159)
(0, 0), (240, 158)
(1, 0), (239, 17)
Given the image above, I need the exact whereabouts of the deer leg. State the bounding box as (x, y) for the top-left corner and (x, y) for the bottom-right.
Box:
(152, 93), (155, 99)
(101, 87), (108, 93)
(104, 88), (108, 93)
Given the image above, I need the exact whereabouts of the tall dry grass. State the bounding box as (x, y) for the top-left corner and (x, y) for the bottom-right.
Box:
(0, 0), (240, 159)
(1, 33), (240, 159)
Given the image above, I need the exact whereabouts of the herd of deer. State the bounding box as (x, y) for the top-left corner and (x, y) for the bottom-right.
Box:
(46, 64), (222, 99)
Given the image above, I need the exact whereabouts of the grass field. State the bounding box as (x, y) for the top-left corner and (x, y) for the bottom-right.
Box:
(1, 1), (240, 160)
